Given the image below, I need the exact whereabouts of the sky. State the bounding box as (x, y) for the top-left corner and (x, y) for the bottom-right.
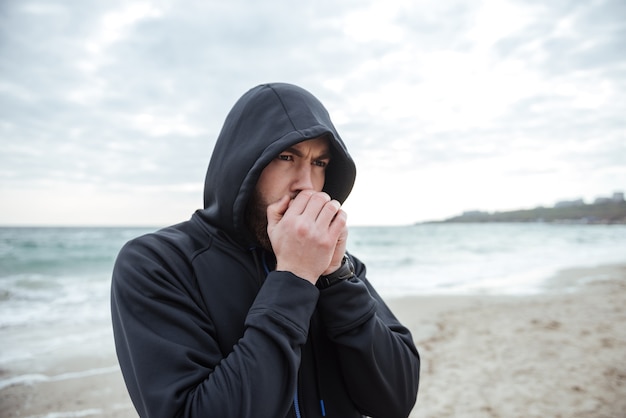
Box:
(1, 0), (625, 226)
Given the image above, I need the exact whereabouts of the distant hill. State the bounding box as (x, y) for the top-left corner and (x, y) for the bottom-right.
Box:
(439, 201), (626, 224)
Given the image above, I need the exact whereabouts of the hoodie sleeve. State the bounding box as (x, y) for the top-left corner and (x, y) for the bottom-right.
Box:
(316, 255), (420, 418)
(110, 235), (319, 418)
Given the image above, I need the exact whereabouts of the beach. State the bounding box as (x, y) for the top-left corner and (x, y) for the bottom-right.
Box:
(401, 263), (626, 417)
(2, 263), (626, 418)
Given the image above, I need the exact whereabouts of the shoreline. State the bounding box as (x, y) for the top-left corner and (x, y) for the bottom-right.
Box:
(2, 263), (626, 417)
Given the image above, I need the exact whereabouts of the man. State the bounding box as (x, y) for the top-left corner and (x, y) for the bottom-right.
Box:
(111, 83), (420, 418)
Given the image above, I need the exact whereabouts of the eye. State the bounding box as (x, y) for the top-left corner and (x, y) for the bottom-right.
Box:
(313, 159), (329, 168)
(277, 154), (294, 162)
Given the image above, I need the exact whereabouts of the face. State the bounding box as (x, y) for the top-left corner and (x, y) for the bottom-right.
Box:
(246, 136), (331, 250)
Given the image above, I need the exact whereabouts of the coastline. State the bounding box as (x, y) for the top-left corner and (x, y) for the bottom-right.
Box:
(2, 264), (625, 418)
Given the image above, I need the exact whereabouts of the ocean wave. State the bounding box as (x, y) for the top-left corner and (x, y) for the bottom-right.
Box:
(0, 365), (119, 390)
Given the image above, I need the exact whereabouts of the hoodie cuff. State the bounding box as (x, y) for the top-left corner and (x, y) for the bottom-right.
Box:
(316, 277), (377, 338)
(246, 271), (319, 342)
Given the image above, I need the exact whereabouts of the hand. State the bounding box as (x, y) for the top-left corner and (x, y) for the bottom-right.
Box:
(322, 218), (348, 276)
(267, 190), (348, 284)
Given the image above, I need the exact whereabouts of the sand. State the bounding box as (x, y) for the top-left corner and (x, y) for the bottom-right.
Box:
(2, 264), (625, 418)
(400, 264), (626, 417)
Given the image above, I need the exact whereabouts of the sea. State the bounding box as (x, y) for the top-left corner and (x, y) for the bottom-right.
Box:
(1, 223), (625, 332)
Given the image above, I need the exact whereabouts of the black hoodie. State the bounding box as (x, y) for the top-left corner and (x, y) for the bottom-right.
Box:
(111, 83), (420, 418)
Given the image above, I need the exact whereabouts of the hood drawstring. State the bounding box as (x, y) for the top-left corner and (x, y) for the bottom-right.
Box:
(310, 315), (327, 416)
(249, 246), (275, 286)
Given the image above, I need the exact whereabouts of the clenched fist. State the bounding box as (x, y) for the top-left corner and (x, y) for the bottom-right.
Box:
(267, 190), (348, 284)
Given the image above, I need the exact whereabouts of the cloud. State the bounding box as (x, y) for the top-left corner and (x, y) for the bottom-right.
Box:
(1, 0), (625, 225)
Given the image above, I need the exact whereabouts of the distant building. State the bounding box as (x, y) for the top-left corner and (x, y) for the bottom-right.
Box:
(591, 191), (624, 204)
(555, 199), (585, 208)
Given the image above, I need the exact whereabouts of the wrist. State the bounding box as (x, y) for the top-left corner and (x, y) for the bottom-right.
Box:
(316, 255), (355, 289)
(322, 262), (341, 276)
(275, 263), (318, 284)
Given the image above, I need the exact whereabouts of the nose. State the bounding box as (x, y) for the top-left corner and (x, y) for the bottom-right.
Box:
(292, 164), (315, 193)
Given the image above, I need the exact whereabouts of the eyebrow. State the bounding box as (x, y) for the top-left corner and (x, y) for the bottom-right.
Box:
(283, 146), (331, 160)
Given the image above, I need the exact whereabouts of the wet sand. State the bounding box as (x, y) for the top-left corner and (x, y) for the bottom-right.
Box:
(2, 264), (625, 417)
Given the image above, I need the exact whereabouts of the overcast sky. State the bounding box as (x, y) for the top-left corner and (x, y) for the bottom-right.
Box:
(1, 0), (624, 226)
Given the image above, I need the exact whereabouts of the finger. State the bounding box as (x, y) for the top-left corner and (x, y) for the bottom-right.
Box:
(266, 195), (291, 227)
(315, 199), (341, 227)
(328, 208), (348, 237)
(286, 190), (315, 215)
(302, 192), (332, 220)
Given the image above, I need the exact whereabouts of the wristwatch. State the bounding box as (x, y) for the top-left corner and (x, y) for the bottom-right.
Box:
(316, 255), (355, 289)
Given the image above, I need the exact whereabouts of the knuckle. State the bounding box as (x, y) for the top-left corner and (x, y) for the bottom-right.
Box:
(294, 220), (311, 236)
(323, 199), (341, 212)
(312, 192), (331, 204)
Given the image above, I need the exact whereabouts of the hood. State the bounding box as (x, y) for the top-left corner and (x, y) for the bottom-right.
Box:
(201, 83), (357, 247)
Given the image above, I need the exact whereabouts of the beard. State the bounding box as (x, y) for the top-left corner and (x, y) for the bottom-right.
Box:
(245, 189), (273, 252)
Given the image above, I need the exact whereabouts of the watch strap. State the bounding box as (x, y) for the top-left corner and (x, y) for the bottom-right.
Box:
(316, 255), (355, 289)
